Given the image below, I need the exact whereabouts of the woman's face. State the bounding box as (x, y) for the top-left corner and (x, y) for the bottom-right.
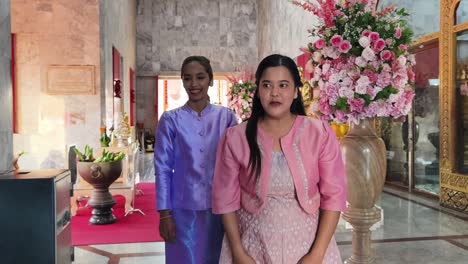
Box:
(258, 66), (297, 119)
(181, 62), (212, 103)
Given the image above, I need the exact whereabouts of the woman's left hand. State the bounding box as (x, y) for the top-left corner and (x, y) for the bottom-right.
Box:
(297, 252), (324, 264)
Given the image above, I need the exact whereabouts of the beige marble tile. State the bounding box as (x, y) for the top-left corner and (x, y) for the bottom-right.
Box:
(73, 242), (165, 264)
(339, 240), (468, 264)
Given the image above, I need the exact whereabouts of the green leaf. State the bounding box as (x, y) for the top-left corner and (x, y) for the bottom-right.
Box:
(335, 97), (349, 112)
(355, 93), (372, 106)
(375, 86), (398, 100)
(73, 147), (85, 161)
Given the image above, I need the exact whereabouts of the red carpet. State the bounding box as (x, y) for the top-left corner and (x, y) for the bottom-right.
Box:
(71, 182), (164, 246)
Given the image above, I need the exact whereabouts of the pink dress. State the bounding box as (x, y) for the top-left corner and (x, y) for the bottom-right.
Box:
(219, 151), (342, 264)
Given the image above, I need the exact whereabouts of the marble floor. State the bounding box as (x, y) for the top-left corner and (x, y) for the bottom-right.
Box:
(73, 185), (468, 264)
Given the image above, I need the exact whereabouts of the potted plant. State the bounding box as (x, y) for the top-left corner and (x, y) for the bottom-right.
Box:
(74, 145), (125, 225)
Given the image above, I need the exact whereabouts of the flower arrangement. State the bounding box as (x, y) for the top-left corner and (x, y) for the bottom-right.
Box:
(294, 0), (416, 124)
(226, 70), (256, 121)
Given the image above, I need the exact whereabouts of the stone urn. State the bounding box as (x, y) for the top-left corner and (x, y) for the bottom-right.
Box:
(77, 160), (122, 224)
(339, 118), (387, 264)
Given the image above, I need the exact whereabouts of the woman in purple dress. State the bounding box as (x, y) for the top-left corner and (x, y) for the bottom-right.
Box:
(154, 56), (237, 263)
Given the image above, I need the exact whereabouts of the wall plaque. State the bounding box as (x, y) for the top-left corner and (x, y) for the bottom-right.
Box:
(46, 65), (95, 95)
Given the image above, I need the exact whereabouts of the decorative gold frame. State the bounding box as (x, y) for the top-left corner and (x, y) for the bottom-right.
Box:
(412, 32), (440, 48)
(439, 0), (468, 212)
(45, 65), (95, 95)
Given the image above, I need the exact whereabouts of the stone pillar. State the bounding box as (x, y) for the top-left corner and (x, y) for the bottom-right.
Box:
(0, 0), (13, 174)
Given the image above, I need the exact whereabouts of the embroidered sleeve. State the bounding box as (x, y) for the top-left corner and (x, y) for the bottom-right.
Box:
(318, 121), (347, 211)
(212, 128), (241, 214)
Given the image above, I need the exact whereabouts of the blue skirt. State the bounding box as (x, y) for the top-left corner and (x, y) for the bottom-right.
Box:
(165, 209), (223, 264)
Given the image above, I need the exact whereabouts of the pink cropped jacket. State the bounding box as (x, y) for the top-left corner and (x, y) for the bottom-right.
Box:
(212, 115), (347, 215)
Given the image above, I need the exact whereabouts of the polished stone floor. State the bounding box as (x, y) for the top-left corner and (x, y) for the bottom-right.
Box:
(73, 185), (468, 264)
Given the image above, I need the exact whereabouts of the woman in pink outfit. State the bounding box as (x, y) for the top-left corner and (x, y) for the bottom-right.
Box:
(212, 54), (347, 264)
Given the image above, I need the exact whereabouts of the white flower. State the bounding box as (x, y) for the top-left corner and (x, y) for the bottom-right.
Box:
(362, 46), (376, 61)
(312, 51), (322, 62)
(408, 54), (416, 65)
(355, 56), (367, 67)
(312, 88), (320, 98)
(339, 86), (354, 98)
(329, 73), (340, 84)
(358, 36), (370, 48)
(356, 76), (370, 94)
(309, 100), (320, 115)
(397, 55), (407, 65)
(322, 63), (331, 74)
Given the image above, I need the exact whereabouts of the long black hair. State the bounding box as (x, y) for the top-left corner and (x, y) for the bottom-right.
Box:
(246, 54), (307, 182)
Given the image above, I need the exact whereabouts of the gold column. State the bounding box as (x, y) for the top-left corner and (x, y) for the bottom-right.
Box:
(439, 0), (468, 213)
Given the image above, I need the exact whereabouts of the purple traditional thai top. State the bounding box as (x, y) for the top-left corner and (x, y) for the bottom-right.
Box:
(154, 103), (237, 211)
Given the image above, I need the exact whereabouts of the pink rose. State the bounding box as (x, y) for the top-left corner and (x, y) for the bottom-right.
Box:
(365, 102), (379, 116)
(380, 50), (392, 60)
(385, 38), (393, 45)
(349, 98), (365, 113)
(313, 39), (325, 50)
(319, 100), (332, 115)
(363, 69), (378, 83)
(394, 26), (402, 39)
(398, 44), (407, 50)
(335, 111), (348, 123)
(373, 39), (386, 52)
(361, 30), (371, 37)
(330, 35), (343, 47)
(338, 40), (352, 53)
(369, 32), (380, 42)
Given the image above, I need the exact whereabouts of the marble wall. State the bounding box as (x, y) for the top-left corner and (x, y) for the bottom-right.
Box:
(11, 0), (101, 170)
(99, 0), (137, 127)
(135, 76), (157, 132)
(0, 0), (13, 172)
(378, 0), (439, 39)
(257, 0), (318, 60)
(136, 0), (258, 75)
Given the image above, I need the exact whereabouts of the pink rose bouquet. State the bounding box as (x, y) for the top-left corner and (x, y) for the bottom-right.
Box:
(226, 70), (256, 121)
(294, 0), (416, 124)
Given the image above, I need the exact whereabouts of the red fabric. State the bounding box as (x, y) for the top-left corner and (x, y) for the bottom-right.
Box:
(71, 183), (164, 246)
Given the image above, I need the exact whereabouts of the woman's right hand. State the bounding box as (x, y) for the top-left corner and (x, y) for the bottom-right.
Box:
(233, 250), (256, 264)
(158, 211), (176, 243)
